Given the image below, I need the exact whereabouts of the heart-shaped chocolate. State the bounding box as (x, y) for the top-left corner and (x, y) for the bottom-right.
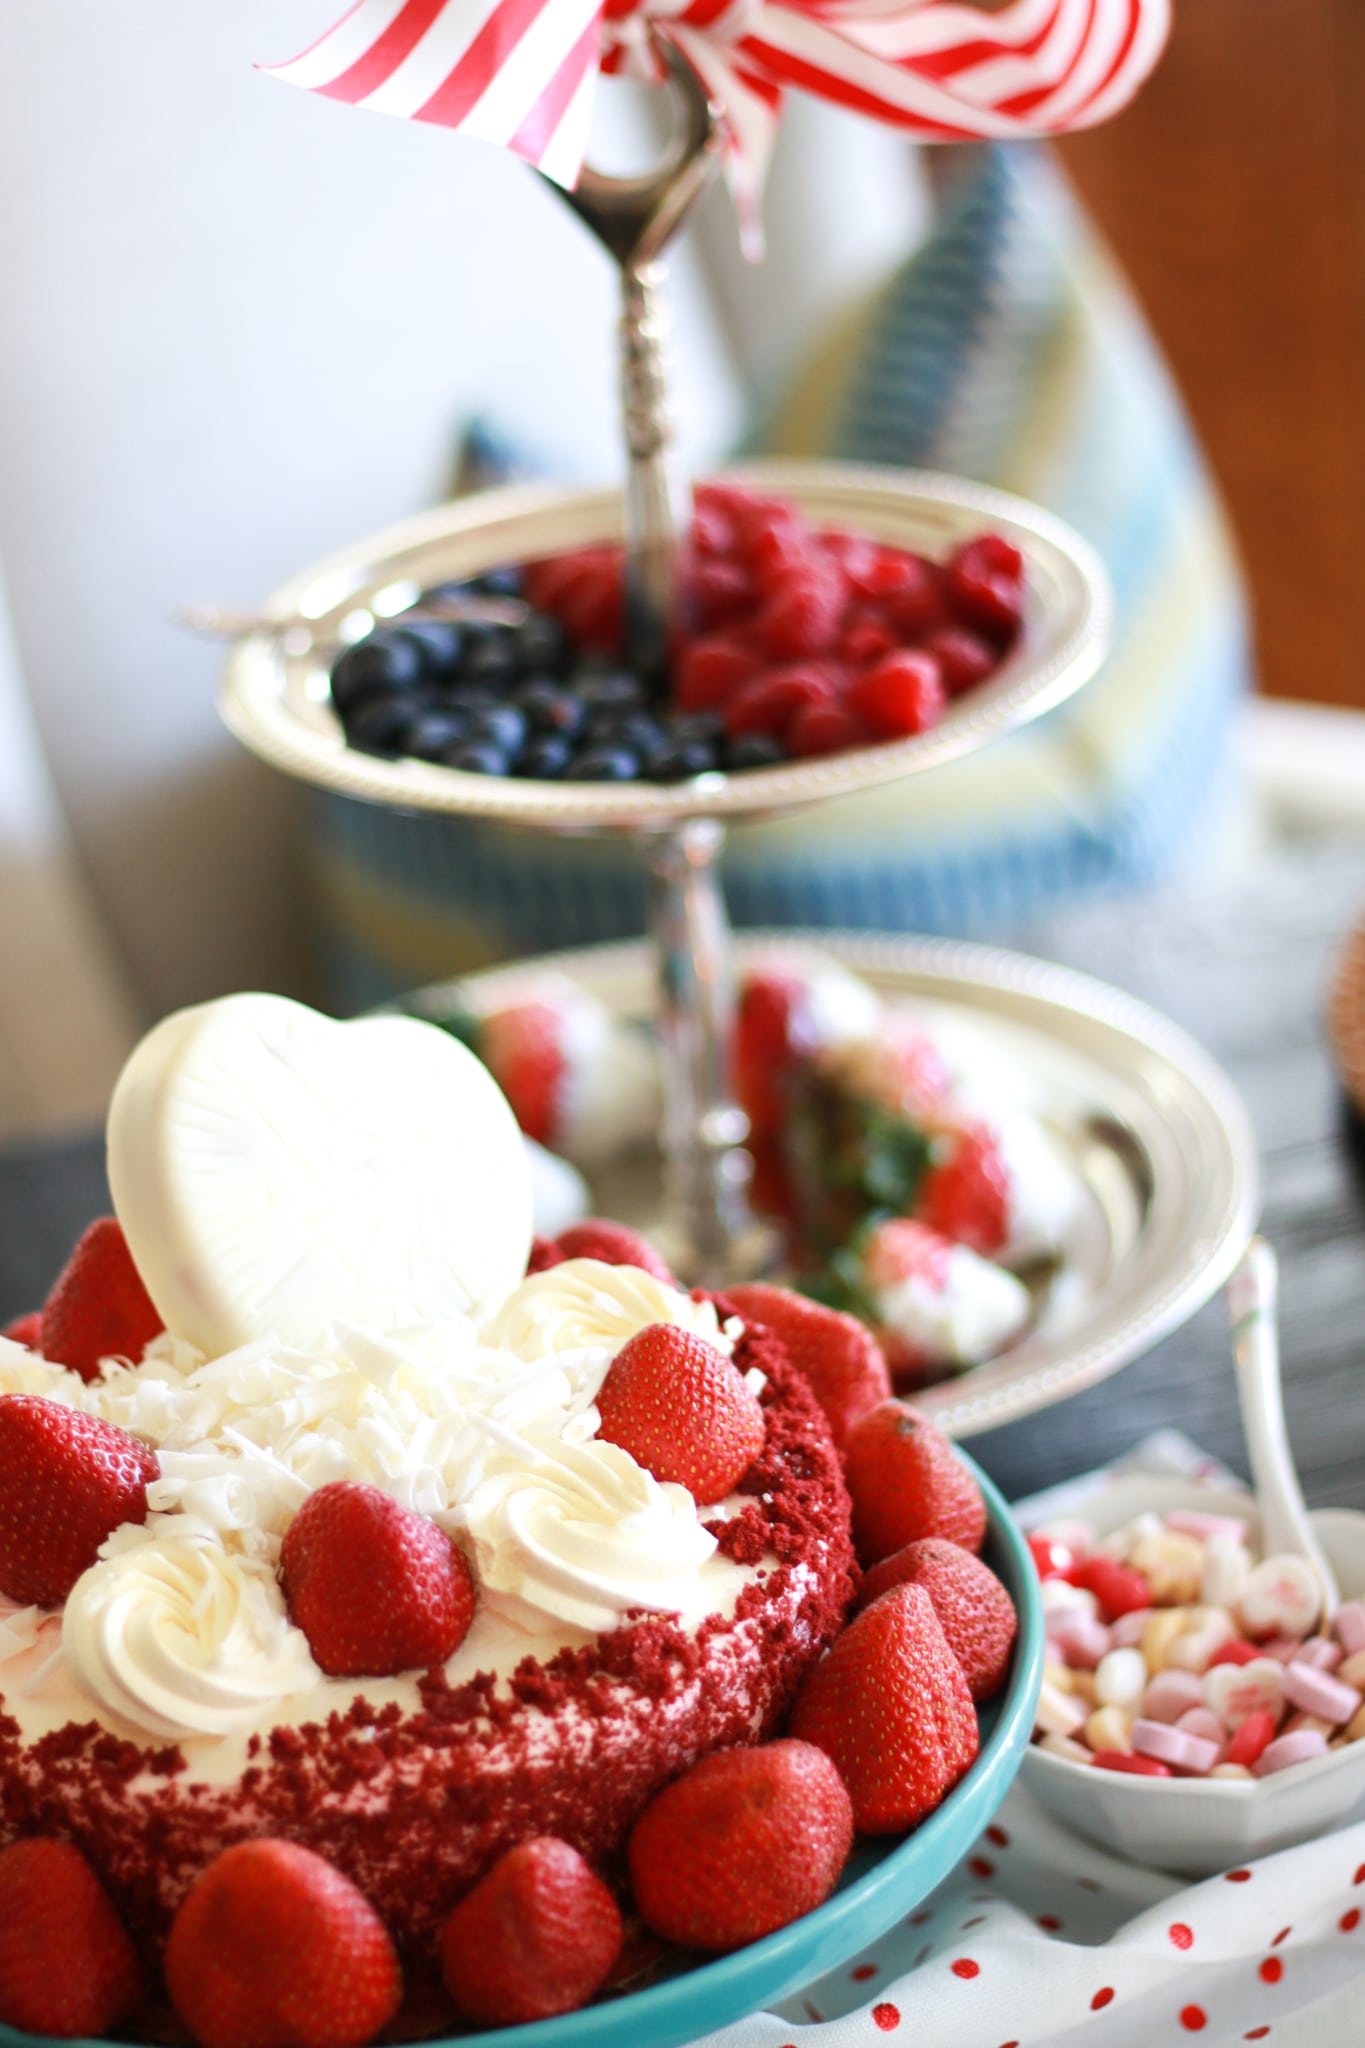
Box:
(108, 994), (532, 1354)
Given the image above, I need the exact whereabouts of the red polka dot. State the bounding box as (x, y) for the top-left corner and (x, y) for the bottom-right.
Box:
(1341, 1908), (1361, 1933)
(962, 1916), (987, 1930)
(1226, 1869), (1253, 1883)
(1181, 2005), (1208, 2031)
(1245, 2031), (1271, 2041)
(986, 1824), (1010, 1848)
(909, 1910), (932, 1926)
(1037, 1915), (1063, 1932)
(1259, 1957), (1283, 1984)
(872, 2004), (901, 2033)
(1076, 1877), (1104, 1893)
(913, 1945), (932, 1969)
(1354, 1863), (1365, 1885)
(1092, 1987), (1115, 2010)
(951, 1958), (981, 1980)
(1272, 1926), (1291, 1946)
(970, 1857), (996, 1879)
(803, 2002), (823, 2024)
(851, 1964), (878, 1982)
(1169, 1922), (1194, 1950)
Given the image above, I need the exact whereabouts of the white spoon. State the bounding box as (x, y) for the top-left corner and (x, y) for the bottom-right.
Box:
(1226, 1235), (1339, 1622)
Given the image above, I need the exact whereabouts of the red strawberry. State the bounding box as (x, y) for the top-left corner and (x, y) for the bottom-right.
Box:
(734, 968), (814, 1143)
(843, 1400), (987, 1563)
(1, 1312), (40, 1349)
(790, 1582), (979, 1833)
(165, 1839), (401, 2048)
(754, 569), (845, 660)
(675, 633), (759, 713)
(38, 1216), (163, 1383)
(550, 1220), (676, 1283)
(527, 1235), (562, 1275)
(594, 1324), (765, 1505)
(723, 665), (835, 742)
(947, 533), (1025, 640)
(628, 1740), (852, 1951)
(279, 1480), (476, 1678)
(917, 1124), (1010, 1256)
(0, 1396), (158, 1607)
(788, 699), (871, 760)
(480, 1001), (566, 1146)
(846, 651), (946, 739)
(722, 1284), (890, 1452)
(854, 1537), (1016, 1701)
(440, 1837), (621, 2026)
(0, 1839), (144, 2038)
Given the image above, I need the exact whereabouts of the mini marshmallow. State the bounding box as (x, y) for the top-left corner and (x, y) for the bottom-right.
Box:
(1130, 1530), (1205, 1605)
(1036, 1679), (1086, 1739)
(1335, 1601), (1365, 1658)
(1141, 1669), (1205, 1723)
(1039, 1733), (1094, 1765)
(1292, 1638), (1343, 1673)
(1110, 1608), (1155, 1649)
(1142, 1609), (1196, 1673)
(1095, 1646), (1148, 1710)
(1239, 1553), (1322, 1639)
(1281, 1661), (1363, 1726)
(1203, 1657), (1287, 1730)
(1044, 1660), (1079, 1694)
(1200, 1535), (1252, 1609)
(1166, 1510), (1248, 1544)
(1253, 1728), (1330, 1776)
(1085, 1706), (1133, 1753)
(1131, 1718), (1221, 1773)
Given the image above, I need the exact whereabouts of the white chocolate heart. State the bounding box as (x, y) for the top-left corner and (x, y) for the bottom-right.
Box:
(108, 994), (532, 1355)
(1202, 1657), (1286, 1731)
(1239, 1553), (1322, 1638)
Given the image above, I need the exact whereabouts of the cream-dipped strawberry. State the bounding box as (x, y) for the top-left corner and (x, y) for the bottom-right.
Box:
(595, 1324), (765, 1506)
(279, 1480), (476, 1679)
(856, 1218), (1031, 1381)
(0, 1395), (158, 1607)
(475, 978), (660, 1169)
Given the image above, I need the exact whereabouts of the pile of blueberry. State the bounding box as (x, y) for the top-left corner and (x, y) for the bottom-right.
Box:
(329, 570), (778, 784)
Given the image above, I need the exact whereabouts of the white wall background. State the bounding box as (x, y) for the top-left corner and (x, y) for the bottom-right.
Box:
(0, 3), (919, 1043)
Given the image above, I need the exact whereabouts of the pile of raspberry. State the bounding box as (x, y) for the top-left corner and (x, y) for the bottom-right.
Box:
(1031, 1507), (1365, 1780)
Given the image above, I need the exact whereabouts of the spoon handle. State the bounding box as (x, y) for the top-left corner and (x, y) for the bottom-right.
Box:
(1227, 1237), (1339, 1621)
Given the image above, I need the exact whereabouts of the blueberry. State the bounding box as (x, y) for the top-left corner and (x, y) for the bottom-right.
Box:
(404, 707), (472, 760)
(468, 704), (528, 756)
(463, 627), (521, 688)
(520, 735), (573, 780)
(725, 733), (789, 771)
(585, 709), (664, 755)
(395, 620), (463, 676)
(516, 680), (586, 739)
(648, 738), (719, 781)
(444, 683), (503, 715)
(343, 696), (415, 756)
(514, 613), (570, 674)
(478, 564), (525, 599)
(442, 742), (509, 776)
(330, 631), (424, 713)
(565, 745), (641, 782)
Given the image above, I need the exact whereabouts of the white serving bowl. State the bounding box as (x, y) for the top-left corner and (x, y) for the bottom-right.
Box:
(1018, 1473), (1365, 1876)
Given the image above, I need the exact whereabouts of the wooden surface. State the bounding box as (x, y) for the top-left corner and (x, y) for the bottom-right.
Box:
(4, 837), (1365, 1510)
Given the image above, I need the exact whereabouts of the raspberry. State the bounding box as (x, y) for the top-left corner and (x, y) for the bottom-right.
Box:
(688, 558), (752, 630)
(846, 652), (946, 739)
(788, 700), (872, 758)
(754, 570), (845, 660)
(723, 666), (835, 741)
(691, 499), (739, 558)
(947, 533), (1025, 639)
(838, 613), (899, 667)
(675, 633), (759, 712)
(922, 624), (999, 696)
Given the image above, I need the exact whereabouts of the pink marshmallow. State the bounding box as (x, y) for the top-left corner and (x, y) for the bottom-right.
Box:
(1110, 1608), (1155, 1649)
(1132, 1718), (1221, 1774)
(1253, 1729), (1330, 1776)
(1292, 1638), (1343, 1673)
(1334, 1601), (1365, 1658)
(1166, 1510), (1248, 1543)
(1141, 1669), (1205, 1723)
(1281, 1662), (1363, 1726)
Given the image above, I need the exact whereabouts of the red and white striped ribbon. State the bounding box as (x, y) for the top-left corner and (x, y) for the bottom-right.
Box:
(264, 0), (1168, 210)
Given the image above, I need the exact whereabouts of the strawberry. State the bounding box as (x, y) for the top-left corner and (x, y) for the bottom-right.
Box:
(734, 968), (814, 1143)
(790, 1582), (979, 1832)
(722, 1284), (890, 1452)
(0, 1839), (144, 2038)
(843, 1399), (987, 1563)
(861, 1219), (953, 1295)
(480, 1001), (566, 1146)
(0, 1396), (158, 1607)
(279, 1480), (476, 1678)
(165, 1839), (402, 2048)
(854, 1537), (1016, 1700)
(38, 1216), (163, 1383)
(628, 1740), (852, 1952)
(1, 1312), (40, 1349)
(440, 1837), (621, 2026)
(594, 1324), (765, 1505)
(846, 651), (946, 739)
(917, 1124), (1010, 1256)
(548, 1220), (676, 1283)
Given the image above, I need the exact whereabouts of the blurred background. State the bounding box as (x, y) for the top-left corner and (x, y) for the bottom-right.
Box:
(1, 1), (1361, 1138)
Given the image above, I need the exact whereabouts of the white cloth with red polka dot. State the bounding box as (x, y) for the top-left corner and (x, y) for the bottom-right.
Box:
(692, 1436), (1365, 2048)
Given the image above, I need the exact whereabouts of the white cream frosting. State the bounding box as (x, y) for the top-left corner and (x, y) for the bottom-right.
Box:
(481, 1258), (735, 1364)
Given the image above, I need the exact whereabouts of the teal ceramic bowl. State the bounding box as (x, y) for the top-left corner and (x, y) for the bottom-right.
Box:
(0, 1452), (1041, 2048)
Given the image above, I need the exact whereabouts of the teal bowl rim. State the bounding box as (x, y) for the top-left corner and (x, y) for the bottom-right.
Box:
(0, 1451), (1042, 2048)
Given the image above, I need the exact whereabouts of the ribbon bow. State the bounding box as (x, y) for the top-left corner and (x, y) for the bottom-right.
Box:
(265, 0), (1169, 221)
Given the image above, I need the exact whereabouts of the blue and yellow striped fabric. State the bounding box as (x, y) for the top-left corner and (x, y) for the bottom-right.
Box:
(309, 143), (1250, 1011)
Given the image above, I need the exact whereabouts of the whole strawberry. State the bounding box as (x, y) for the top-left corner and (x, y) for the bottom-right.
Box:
(1, 1312), (40, 1349)
(855, 1537), (1016, 1701)
(440, 1837), (621, 2027)
(723, 1284), (890, 1452)
(280, 1481), (476, 1678)
(0, 1395), (159, 1607)
(549, 1220), (676, 1283)
(165, 1839), (402, 2048)
(628, 1741), (853, 1952)
(790, 1582), (979, 1832)
(0, 1839), (144, 2038)
(843, 1399), (986, 1564)
(916, 1125), (1010, 1256)
(595, 1324), (765, 1505)
(39, 1216), (164, 1382)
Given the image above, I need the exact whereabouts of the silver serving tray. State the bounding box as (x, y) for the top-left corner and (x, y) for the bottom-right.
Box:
(455, 931), (1260, 1438)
